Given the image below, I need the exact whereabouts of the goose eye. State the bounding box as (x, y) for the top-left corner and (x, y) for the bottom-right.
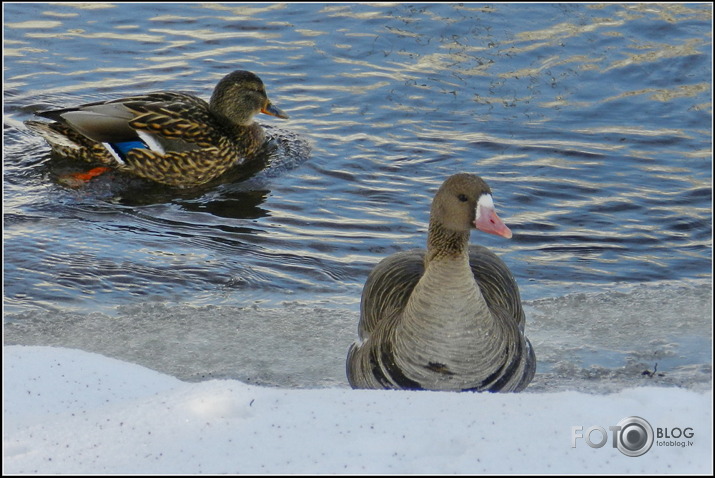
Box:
(457, 194), (468, 202)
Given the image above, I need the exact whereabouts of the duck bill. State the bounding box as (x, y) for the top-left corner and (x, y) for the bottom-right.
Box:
(474, 196), (512, 239)
(261, 102), (289, 119)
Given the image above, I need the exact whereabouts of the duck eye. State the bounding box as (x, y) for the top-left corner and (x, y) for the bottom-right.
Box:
(457, 194), (468, 202)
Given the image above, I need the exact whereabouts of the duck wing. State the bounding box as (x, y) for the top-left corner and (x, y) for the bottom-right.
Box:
(40, 92), (213, 150)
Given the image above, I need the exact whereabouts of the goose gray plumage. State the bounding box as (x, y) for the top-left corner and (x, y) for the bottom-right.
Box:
(346, 173), (535, 392)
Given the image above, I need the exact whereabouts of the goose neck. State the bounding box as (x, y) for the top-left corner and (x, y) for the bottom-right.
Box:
(425, 220), (470, 266)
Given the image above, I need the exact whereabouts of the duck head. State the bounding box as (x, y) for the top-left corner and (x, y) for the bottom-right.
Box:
(209, 70), (289, 126)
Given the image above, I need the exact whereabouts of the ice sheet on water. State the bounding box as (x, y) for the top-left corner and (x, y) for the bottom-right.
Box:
(525, 279), (712, 393)
(5, 302), (356, 388)
(4, 280), (711, 393)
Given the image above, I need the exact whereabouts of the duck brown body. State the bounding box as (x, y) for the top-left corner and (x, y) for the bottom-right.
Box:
(25, 70), (288, 188)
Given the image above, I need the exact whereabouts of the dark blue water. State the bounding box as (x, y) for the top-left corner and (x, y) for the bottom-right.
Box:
(3, 3), (712, 390)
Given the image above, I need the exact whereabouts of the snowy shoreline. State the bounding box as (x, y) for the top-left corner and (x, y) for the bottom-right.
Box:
(3, 345), (712, 474)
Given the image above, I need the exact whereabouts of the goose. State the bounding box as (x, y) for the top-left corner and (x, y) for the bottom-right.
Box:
(25, 70), (288, 188)
(347, 173), (535, 392)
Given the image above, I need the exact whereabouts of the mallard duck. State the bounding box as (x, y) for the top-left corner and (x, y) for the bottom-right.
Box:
(347, 173), (536, 392)
(25, 70), (289, 188)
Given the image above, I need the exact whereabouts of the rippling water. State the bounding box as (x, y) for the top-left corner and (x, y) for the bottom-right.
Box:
(3, 3), (712, 390)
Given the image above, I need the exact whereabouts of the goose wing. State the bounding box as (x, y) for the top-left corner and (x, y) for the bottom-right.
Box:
(358, 249), (425, 340)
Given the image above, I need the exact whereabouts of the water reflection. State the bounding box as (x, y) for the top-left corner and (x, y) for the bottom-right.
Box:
(177, 189), (271, 220)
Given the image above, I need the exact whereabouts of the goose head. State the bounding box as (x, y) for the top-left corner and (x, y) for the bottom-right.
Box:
(209, 70), (289, 126)
(430, 173), (512, 238)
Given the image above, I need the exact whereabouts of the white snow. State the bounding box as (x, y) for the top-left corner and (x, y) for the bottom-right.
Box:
(3, 345), (711, 474)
